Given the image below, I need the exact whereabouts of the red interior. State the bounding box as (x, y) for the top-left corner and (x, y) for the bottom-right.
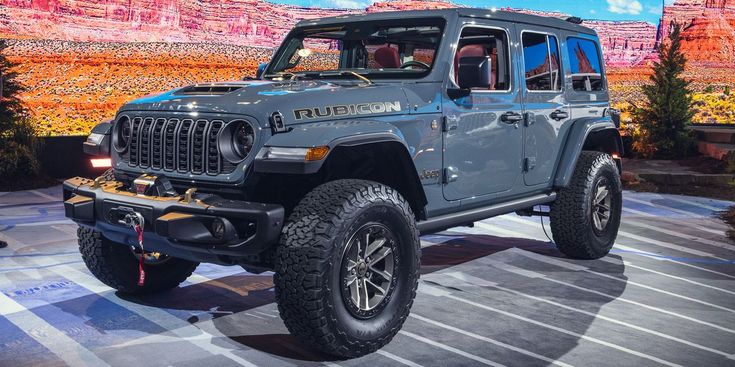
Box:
(454, 44), (498, 89)
(374, 46), (401, 68)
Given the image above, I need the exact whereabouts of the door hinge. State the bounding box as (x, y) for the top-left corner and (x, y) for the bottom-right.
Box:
(523, 157), (536, 172)
(443, 166), (459, 184)
(524, 112), (536, 127)
(442, 115), (458, 132)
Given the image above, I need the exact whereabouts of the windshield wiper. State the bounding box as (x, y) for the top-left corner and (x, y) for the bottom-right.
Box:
(269, 71), (373, 84)
(264, 72), (317, 81)
(318, 71), (373, 85)
(263, 73), (289, 80)
(290, 72), (320, 81)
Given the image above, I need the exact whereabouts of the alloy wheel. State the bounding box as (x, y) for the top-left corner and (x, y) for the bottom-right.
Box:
(592, 178), (612, 233)
(340, 223), (398, 319)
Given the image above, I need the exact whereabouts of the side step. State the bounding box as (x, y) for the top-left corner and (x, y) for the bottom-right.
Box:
(417, 193), (557, 235)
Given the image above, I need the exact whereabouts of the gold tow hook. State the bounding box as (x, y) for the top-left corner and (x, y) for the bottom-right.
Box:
(182, 188), (197, 203)
(90, 176), (106, 189)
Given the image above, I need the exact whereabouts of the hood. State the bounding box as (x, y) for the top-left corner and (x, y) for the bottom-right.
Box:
(119, 80), (412, 127)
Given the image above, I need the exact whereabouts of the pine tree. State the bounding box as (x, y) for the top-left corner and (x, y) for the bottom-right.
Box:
(632, 23), (695, 158)
(0, 39), (26, 133)
(0, 39), (40, 179)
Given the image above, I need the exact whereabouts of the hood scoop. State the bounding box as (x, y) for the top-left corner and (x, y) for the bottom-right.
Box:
(174, 84), (244, 96)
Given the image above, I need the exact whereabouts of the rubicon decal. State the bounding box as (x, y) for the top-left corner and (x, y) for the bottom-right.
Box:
(293, 101), (402, 120)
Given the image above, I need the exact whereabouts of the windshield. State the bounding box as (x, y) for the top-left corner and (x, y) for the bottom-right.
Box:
(265, 18), (445, 80)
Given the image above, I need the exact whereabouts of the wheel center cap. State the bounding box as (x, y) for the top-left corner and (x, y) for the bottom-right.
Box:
(357, 261), (368, 277)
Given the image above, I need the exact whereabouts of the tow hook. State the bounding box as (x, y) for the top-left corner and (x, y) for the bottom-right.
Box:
(123, 211), (147, 287)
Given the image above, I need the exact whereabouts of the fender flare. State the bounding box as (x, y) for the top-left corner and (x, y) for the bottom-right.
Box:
(253, 120), (428, 215)
(253, 120), (410, 175)
(553, 117), (622, 188)
(83, 120), (113, 157)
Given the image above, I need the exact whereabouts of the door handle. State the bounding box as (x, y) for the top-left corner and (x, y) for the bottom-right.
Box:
(550, 110), (569, 120)
(500, 112), (523, 124)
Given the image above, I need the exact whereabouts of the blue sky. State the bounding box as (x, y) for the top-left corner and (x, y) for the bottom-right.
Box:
(274, 0), (672, 24)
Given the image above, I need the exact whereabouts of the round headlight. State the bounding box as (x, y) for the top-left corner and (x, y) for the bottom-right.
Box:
(233, 122), (255, 158)
(112, 116), (131, 153)
(219, 120), (256, 163)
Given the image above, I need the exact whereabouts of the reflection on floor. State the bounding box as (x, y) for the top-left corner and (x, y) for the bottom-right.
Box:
(1, 186), (734, 367)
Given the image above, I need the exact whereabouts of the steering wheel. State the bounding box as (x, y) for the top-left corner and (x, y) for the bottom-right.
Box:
(399, 60), (431, 70)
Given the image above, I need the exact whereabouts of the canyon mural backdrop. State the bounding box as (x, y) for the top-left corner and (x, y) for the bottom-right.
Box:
(0, 0), (734, 135)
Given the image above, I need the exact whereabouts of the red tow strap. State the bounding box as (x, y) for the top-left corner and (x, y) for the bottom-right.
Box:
(134, 224), (146, 287)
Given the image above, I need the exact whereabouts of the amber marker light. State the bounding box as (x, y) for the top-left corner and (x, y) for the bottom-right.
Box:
(91, 158), (112, 168)
(612, 153), (620, 159)
(305, 146), (330, 161)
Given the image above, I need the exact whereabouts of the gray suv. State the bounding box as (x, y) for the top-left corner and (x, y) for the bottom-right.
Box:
(64, 8), (623, 357)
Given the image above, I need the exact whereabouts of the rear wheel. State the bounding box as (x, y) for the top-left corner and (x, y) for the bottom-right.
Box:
(274, 179), (420, 357)
(77, 226), (198, 294)
(549, 151), (622, 259)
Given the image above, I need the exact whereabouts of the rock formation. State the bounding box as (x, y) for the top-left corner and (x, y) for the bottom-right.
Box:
(1, 0), (732, 65)
(0, 0), (356, 47)
(366, 0), (456, 12)
(655, 0), (735, 65)
(583, 20), (657, 67)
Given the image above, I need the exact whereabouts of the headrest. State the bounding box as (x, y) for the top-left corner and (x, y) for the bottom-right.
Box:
(374, 46), (401, 68)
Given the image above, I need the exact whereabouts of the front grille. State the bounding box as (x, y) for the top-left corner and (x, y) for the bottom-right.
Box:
(120, 116), (234, 175)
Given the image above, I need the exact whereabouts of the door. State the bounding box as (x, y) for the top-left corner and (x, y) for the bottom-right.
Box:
(442, 23), (524, 201)
(519, 29), (570, 186)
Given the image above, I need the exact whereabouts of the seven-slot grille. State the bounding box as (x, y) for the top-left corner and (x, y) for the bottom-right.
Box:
(121, 116), (233, 175)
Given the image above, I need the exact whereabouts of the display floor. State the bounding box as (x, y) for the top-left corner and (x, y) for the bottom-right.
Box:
(1, 186), (734, 367)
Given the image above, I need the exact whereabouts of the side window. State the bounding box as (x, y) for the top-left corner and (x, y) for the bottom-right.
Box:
(453, 27), (511, 91)
(566, 37), (604, 92)
(522, 32), (561, 91)
(549, 36), (561, 91)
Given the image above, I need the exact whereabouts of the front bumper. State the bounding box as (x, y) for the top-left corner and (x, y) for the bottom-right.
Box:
(62, 176), (284, 263)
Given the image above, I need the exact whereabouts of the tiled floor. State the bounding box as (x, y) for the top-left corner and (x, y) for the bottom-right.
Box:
(1, 186), (734, 366)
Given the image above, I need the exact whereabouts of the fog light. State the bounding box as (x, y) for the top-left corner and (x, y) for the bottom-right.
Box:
(211, 219), (225, 240)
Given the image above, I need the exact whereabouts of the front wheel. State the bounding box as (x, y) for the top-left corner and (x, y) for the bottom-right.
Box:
(77, 227), (199, 294)
(550, 151), (622, 259)
(274, 179), (420, 357)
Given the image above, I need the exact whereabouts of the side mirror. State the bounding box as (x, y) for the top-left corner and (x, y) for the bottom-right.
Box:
(457, 56), (492, 89)
(256, 62), (267, 79)
(447, 87), (471, 99)
(447, 56), (492, 100)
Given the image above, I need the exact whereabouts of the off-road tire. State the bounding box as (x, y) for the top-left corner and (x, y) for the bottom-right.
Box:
(550, 151), (622, 259)
(77, 226), (199, 294)
(274, 179), (420, 357)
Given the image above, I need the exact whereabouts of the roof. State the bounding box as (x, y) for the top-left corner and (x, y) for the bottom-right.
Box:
(295, 8), (596, 35)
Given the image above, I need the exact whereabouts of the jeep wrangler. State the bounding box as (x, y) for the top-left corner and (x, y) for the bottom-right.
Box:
(63, 8), (623, 358)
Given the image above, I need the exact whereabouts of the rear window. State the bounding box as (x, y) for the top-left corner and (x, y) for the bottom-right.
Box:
(522, 32), (561, 91)
(566, 37), (604, 92)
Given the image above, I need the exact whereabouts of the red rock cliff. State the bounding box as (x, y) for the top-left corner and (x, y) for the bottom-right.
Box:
(9, 0), (730, 66)
(656, 0), (735, 65)
(0, 0), (356, 47)
(583, 20), (657, 67)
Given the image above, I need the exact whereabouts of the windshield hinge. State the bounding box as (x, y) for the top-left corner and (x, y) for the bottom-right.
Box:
(442, 115), (459, 132)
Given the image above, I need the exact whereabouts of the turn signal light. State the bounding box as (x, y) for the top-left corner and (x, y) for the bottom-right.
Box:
(305, 146), (330, 161)
(91, 158), (112, 168)
(612, 153), (620, 159)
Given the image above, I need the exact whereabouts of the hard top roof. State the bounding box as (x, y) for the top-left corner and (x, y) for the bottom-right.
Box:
(295, 8), (596, 35)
